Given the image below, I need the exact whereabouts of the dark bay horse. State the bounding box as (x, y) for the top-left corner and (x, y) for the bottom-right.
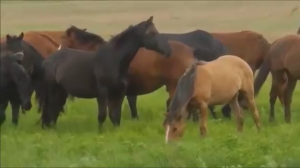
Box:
(58, 28), (227, 121)
(37, 16), (171, 128)
(254, 33), (300, 123)
(0, 26), (106, 124)
(164, 56), (261, 143)
(0, 34), (32, 126)
(209, 30), (271, 118)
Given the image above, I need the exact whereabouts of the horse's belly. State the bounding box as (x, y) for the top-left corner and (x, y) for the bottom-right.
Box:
(208, 77), (241, 105)
(126, 76), (163, 95)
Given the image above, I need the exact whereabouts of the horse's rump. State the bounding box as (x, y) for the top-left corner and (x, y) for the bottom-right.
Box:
(211, 31), (270, 71)
(21, 31), (64, 58)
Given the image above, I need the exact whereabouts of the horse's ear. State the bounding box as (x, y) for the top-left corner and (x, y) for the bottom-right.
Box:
(146, 16), (153, 24)
(83, 28), (87, 31)
(6, 34), (11, 41)
(18, 32), (24, 40)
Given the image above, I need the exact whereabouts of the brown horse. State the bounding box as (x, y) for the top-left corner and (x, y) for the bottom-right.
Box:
(254, 33), (300, 123)
(163, 55), (261, 143)
(210, 30), (273, 117)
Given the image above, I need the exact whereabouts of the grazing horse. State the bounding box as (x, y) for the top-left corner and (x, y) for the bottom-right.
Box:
(163, 56), (261, 143)
(208, 31), (271, 119)
(58, 28), (227, 121)
(254, 33), (300, 123)
(0, 34), (32, 126)
(37, 16), (171, 128)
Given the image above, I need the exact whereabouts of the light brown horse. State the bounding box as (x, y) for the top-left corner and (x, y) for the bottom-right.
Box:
(163, 55), (261, 143)
(254, 33), (300, 123)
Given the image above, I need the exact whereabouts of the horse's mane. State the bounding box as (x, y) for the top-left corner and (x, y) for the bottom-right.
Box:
(66, 26), (106, 44)
(108, 25), (136, 46)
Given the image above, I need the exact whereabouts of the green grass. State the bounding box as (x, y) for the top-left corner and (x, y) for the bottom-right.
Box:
(1, 1), (300, 167)
(1, 83), (300, 167)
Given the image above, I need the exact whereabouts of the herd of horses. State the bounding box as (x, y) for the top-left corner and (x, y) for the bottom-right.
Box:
(1, 16), (300, 143)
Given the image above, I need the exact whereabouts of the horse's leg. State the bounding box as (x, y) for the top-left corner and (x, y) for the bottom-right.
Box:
(221, 104), (231, 119)
(269, 71), (285, 122)
(242, 89), (261, 132)
(108, 87), (126, 126)
(96, 84), (108, 128)
(0, 100), (9, 126)
(41, 87), (51, 129)
(126, 95), (138, 119)
(108, 94), (125, 126)
(208, 105), (218, 119)
(282, 72), (297, 124)
(52, 86), (68, 124)
(10, 99), (21, 126)
(229, 93), (244, 133)
(197, 101), (208, 137)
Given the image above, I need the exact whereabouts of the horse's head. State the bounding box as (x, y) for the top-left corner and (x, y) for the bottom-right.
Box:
(163, 110), (186, 143)
(4, 33), (24, 61)
(133, 16), (171, 57)
(59, 25), (106, 51)
(0, 34), (32, 111)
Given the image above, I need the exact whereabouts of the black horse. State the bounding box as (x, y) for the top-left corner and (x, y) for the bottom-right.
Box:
(36, 16), (171, 128)
(0, 33), (32, 126)
(126, 29), (228, 121)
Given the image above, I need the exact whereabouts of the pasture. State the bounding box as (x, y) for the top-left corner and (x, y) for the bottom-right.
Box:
(1, 1), (300, 167)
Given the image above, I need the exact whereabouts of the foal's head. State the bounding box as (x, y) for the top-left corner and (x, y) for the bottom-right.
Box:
(110, 16), (171, 57)
(59, 25), (106, 51)
(163, 110), (186, 143)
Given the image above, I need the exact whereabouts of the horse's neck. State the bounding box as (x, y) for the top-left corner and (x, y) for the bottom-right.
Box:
(115, 41), (141, 74)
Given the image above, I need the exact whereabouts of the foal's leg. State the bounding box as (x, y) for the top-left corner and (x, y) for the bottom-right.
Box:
(282, 72), (297, 124)
(196, 100), (208, 137)
(0, 100), (9, 126)
(127, 96), (138, 119)
(242, 90), (261, 132)
(228, 93), (244, 133)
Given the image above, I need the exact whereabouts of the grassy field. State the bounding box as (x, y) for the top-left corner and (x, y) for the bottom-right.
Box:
(1, 1), (300, 167)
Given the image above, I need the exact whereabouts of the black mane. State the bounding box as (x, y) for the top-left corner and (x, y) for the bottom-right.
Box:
(66, 26), (106, 44)
(108, 25), (137, 46)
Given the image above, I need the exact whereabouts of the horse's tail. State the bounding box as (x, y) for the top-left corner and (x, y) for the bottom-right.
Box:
(254, 53), (271, 96)
(167, 61), (202, 119)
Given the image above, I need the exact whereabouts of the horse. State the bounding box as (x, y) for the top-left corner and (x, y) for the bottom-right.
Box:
(0, 33), (32, 126)
(163, 55), (261, 143)
(58, 27), (227, 121)
(36, 16), (172, 128)
(253, 33), (300, 123)
(208, 30), (271, 118)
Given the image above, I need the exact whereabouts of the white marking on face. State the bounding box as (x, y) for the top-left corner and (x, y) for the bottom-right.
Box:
(14, 52), (24, 56)
(165, 125), (170, 144)
(57, 45), (61, 50)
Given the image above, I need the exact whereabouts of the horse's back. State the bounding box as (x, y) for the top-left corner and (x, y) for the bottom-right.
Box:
(158, 30), (226, 56)
(211, 31), (270, 70)
(195, 55), (252, 104)
(22, 31), (64, 58)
